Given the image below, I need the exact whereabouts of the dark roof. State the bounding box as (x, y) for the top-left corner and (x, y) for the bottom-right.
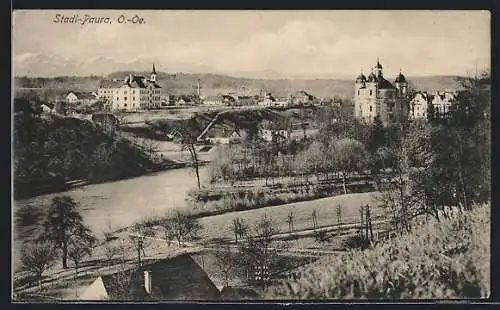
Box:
(99, 254), (220, 301)
(376, 76), (396, 90)
(222, 94), (236, 102)
(367, 72), (377, 82)
(69, 91), (97, 100)
(297, 90), (314, 99)
(152, 64), (157, 75)
(99, 80), (124, 88)
(100, 76), (161, 89)
(395, 72), (407, 83)
(41, 102), (55, 109)
(127, 75), (148, 88)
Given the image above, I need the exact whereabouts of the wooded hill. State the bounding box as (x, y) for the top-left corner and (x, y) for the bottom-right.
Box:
(14, 72), (462, 100)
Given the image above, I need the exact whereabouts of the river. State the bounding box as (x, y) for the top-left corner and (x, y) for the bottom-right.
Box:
(12, 166), (210, 271)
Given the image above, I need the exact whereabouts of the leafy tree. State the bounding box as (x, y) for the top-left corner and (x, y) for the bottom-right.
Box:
(40, 196), (96, 269)
(21, 241), (56, 292)
(331, 138), (368, 194)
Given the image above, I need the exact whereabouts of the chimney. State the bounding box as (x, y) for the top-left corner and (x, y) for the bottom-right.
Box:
(144, 270), (152, 295)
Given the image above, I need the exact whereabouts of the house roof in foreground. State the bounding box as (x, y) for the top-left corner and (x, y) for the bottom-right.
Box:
(79, 254), (220, 301)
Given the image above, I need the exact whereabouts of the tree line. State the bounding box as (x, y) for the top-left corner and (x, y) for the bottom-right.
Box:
(13, 98), (160, 199)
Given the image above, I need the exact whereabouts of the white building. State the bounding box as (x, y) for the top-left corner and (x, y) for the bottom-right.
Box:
(203, 95), (225, 106)
(98, 65), (163, 111)
(409, 92), (431, 120)
(66, 91), (98, 105)
(261, 129), (290, 142)
(431, 91), (456, 115)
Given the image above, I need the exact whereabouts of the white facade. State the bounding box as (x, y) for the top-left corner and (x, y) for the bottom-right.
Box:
(409, 92), (430, 119)
(203, 95), (224, 106)
(261, 129), (290, 142)
(98, 65), (162, 111)
(431, 91), (455, 115)
(354, 60), (409, 123)
(66, 92), (78, 104)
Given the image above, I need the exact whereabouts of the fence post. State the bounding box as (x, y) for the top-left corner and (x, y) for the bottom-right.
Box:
(367, 205), (374, 241)
(359, 205), (365, 234)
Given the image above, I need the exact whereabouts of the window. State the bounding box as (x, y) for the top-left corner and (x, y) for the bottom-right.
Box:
(124, 91), (127, 94)
(124, 104), (127, 107)
(124, 97), (127, 100)
(358, 90), (360, 96)
(133, 97), (135, 101)
(116, 97), (119, 101)
(370, 90), (373, 96)
(132, 90), (135, 94)
(369, 106), (372, 112)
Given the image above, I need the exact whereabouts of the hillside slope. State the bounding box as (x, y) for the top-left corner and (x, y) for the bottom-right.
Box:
(265, 204), (490, 299)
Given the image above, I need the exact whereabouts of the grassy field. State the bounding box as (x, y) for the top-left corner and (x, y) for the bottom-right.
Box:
(197, 192), (381, 243)
(265, 203), (490, 299)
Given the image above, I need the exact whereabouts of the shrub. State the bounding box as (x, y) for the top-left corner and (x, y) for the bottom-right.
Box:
(265, 203), (490, 299)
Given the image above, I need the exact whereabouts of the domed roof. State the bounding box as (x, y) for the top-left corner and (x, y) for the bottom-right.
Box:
(395, 71), (407, 83)
(355, 73), (367, 83)
(367, 72), (377, 82)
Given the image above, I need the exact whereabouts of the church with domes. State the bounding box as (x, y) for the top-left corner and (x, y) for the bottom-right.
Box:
(354, 59), (410, 123)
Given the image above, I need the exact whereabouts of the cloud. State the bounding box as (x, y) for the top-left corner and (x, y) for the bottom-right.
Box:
(13, 12), (490, 77)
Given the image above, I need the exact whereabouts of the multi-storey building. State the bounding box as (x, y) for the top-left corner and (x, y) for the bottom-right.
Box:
(409, 91), (457, 120)
(354, 59), (410, 123)
(97, 65), (162, 111)
(409, 92), (431, 120)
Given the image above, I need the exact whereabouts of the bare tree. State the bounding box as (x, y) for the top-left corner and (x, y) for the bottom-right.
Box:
(162, 210), (202, 247)
(183, 139), (201, 189)
(67, 239), (93, 297)
(231, 217), (248, 244)
(103, 242), (120, 270)
(286, 210), (294, 233)
(239, 214), (281, 287)
(214, 245), (235, 288)
(129, 223), (155, 267)
(21, 241), (56, 292)
(107, 267), (137, 300)
(336, 204), (342, 236)
(311, 209), (318, 230)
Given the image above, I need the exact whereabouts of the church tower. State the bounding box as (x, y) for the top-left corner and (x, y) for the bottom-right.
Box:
(374, 58), (383, 77)
(150, 64), (157, 83)
(394, 69), (408, 96)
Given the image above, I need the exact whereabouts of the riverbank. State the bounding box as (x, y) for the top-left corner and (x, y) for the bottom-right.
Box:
(14, 160), (211, 200)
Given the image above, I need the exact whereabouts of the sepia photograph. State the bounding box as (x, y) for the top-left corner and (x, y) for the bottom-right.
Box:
(12, 10), (491, 301)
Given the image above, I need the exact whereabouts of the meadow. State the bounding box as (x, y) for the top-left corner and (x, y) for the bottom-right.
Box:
(195, 192), (382, 243)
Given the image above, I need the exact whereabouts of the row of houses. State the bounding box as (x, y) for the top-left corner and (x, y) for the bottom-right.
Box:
(409, 90), (458, 120)
(60, 65), (325, 112)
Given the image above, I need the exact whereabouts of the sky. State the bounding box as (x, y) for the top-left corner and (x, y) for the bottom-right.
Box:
(12, 10), (491, 78)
